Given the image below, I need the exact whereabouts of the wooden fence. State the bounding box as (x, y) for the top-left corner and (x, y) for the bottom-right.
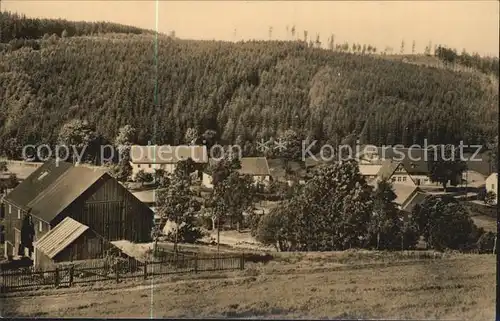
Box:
(0, 253), (245, 293)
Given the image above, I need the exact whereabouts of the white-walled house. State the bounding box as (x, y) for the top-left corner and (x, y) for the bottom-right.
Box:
(129, 145), (208, 179)
(357, 147), (440, 187)
(360, 160), (416, 187)
(485, 173), (498, 203)
(202, 157), (271, 189)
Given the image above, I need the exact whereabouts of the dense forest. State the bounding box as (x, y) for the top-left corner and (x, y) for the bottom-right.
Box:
(0, 12), (498, 159)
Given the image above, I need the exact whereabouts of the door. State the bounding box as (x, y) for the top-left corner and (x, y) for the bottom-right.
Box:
(14, 228), (21, 256)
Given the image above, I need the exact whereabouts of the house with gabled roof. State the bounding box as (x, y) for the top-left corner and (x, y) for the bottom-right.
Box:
(1, 159), (154, 261)
(361, 160), (416, 187)
(33, 217), (118, 270)
(357, 146), (494, 188)
(365, 160), (426, 211)
(129, 145), (208, 179)
(201, 157), (271, 189)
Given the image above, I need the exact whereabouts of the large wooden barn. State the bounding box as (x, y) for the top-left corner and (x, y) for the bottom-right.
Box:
(1, 159), (154, 261)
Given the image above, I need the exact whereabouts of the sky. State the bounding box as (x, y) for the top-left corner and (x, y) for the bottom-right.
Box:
(3, 1), (499, 56)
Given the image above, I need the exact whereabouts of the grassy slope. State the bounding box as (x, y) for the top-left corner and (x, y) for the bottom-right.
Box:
(1, 252), (495, 319)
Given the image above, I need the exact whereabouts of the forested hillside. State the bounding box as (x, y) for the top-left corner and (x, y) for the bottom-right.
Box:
(0, 12), (498, 158)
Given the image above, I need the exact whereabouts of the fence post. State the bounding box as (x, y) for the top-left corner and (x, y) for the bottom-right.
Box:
(69, 266), (74, 287)
(144, 261), (147, 280)
(240, 253), (245, 270)
(54, 268), (60, 288)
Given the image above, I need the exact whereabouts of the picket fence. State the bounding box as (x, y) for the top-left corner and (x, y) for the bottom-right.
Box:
(0, 253), (245, 293)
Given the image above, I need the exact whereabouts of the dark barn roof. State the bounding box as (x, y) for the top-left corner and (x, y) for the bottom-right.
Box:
(4, 160), (107, 223)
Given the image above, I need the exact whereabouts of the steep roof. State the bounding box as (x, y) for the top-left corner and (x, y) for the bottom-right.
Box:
(130, 145), (208, 164)
(357, 147), (429, 175)
(393, 184), (420, 206)
(401, 191), (428, 213)
(4, 160), (108, 222)
(34, 217), (89, 259)
(376, 160), (402, 181)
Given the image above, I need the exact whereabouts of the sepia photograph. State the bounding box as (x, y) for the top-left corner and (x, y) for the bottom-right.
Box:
(0, 0), (498, 319)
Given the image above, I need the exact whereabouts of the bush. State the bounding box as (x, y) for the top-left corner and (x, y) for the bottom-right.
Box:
(164, 223), (206, 244)
(484, 191), (496, 205)
(476, 232), (497, 254)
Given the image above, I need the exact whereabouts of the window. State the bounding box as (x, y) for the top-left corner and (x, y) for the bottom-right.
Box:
(402, 177), (407, 182)
(17, 209), (20, 219)
(391, 177), (396, 182)
(137, 164), (141, 168)
(148, 164), (152, 168)
(397, 177), (401, 182)
(39, 221), (43, 232)
(492, 184), (495, 189)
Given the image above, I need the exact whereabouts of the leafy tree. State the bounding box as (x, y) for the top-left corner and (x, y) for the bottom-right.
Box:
(174, 158), (197, 181)
(428, 145), (467, 191)
(213, 171), (255, 231)
(366, 180), (409, 250)
(156, 171), (202, 252)
(277, 129), (303, 174)
(135, 169), (153, 186)
(57, 119), (99, 163)
(109, 157), (132, 182)
(114, 125), (136, 161)
(476, 232), (497, 254)
(0, 161), (8, 172)
(255, 204), (292, 251)
(184, 127), (199, 145)
(410, 195), (477, 250)
(208, 155), (241, 186)
(154, 168), (170, 188)
(2, 138), (21, 160)
(256, 161), (374, 251)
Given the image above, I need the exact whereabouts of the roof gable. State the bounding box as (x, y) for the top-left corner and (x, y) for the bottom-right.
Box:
(130, 145), (208, 164)
(401, 191), (428, 213)
(4, 160), (73, 211)
(34, 217), (89, 259)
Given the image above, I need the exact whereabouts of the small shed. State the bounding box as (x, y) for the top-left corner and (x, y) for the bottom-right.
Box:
(33, 217), (114, 271)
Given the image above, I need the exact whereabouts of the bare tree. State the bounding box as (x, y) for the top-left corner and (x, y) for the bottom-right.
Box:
(286, 25), (289, 40)
(412, 40), (416, 54)
(315, 33), (321, 48)
(328, 34), (335, 51)
(291, 25), (296, 39)
(400, 40), (405, 55)
(268, 26), (273, 40)
(303, 30), (308, 43)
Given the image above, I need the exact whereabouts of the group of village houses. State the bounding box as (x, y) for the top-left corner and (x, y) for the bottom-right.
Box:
(0, 144), (497, 271)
